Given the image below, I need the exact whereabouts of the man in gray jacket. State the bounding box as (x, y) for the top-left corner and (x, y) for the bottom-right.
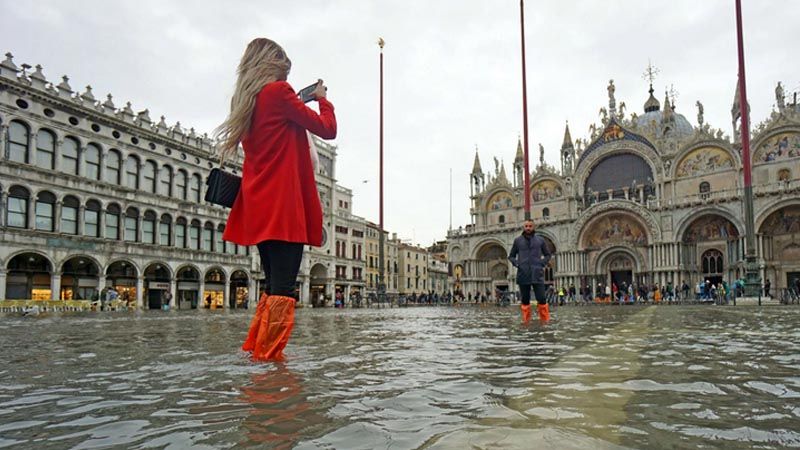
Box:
(508, 220), (552, 321)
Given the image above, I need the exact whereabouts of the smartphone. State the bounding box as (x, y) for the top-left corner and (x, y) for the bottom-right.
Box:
(298, 81), (319, 103)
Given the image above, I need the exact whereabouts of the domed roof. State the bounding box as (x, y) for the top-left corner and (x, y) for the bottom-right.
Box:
(636, 87), (694, 138)
(635, 110), (694, 137)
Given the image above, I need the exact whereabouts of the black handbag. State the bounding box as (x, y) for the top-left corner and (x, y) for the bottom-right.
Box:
(204, 167), (241, 208)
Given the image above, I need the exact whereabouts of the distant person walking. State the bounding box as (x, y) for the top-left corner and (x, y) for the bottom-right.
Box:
(217, 38), (337, 361)
(508, 220), (552, 322)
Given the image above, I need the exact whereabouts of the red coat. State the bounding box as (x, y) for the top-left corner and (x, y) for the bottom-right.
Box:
(223, 81), (336, 246)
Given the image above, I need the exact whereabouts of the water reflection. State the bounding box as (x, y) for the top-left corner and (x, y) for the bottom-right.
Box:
(0, 306), (798, 449)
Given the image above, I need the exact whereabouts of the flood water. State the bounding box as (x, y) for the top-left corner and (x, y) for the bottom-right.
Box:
(0, 305), (798, 449)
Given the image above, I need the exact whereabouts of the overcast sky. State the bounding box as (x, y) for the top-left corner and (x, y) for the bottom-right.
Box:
(3, 1), (798, 245)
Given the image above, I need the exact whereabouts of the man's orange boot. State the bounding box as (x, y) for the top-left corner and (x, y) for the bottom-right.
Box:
(520, 304), (532, 322)
(537, 303), (550, 322)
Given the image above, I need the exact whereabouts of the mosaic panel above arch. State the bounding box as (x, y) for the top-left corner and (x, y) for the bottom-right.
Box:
(487, 191), (514, 211)
(682, 215), (739, 243)
(675, 146), (735, 178)
(759, 205), (800, 235)
(754, 132), (800, 164)
(531, 179), (563, 202)
(476, 242), (508, 261)
(581, 213), (648, 250)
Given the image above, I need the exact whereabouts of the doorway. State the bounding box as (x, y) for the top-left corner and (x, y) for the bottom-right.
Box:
(611, 270), (633, 290)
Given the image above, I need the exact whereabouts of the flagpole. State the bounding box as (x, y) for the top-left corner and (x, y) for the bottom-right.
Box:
(520, 0), (531, 220)
(378, 37), (387, 306)
(734, 0), (760, 298)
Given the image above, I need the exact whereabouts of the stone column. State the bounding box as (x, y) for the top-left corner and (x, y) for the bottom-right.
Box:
(77, 205), (85, 235)
(0, 269), (6, 300)
(50, 274), (61, 301)
(248, 275), (257, 308)
(27, 193), (35, 229)
(0, 124), (8, 160)
(54, 200), (62, 233)
(199, 279), (206, 310)
(223, 278), (231, 309)
(136, 276), (144, 309)
(77, 144), (85, 177)
(137, 216), (143, 243)
(344, 284), (351, 306)
(302, 277), (311, 307)
(169, 279), (177, 309)
(53, 139), (63, 172)
(0, 191), (7, 228)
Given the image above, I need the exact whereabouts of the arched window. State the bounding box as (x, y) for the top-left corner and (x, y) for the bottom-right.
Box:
(202, 222), (213, 251)
(175, 217), (187, 248)
(699, 181), (711, 199)
(158, 165), (172, 197)
(61, 196), (79, 235)
(499, 215), (505, 224)
(35, 191), (56, 231)
(142, 210), (157, 244)
(124, 155), (139, 189)
(175, 169), (187, 200)
(61, 137), (80, 175)
(189, 219), (201, 249)
(105, 203), (120, 239)
(702, 249), (724, 276)
(778, 169), (791, 182)
(103, 149), (121, 184)
(189, 174), (202, 203)
(85, 200), (101, 237)
(124, 207), (139, 242)
(142, 161), (157, 193)
(7, 186), (30, 228)
(8, 121), (30, 164)
(35, 129), (56, 169)
(542, 207), (550, 218)
(216, 224), (225, 253)
(159, 214), (172, 246)
(84, 144), (101, 180)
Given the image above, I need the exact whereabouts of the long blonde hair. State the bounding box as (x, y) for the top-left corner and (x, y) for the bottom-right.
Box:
(214, 38), (291, 162)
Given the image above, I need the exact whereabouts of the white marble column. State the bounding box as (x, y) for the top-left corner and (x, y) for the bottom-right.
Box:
(136, 276), (144, 309)
(0, 269), (6, 300)
(248, 276), (257, 308)
(302, 277), (310, 307)
(169, 279), (177, 309)
(223, 278), (231, 309)
(51, 274), (61, 301)
(199, 279), (206, 310)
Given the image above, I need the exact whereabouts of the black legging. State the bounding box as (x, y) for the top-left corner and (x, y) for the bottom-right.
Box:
(519, 283), (547, 305)
(256, 240), (304, 298)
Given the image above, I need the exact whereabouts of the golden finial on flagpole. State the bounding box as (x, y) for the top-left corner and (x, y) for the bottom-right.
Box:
(378, 37), (385, 49)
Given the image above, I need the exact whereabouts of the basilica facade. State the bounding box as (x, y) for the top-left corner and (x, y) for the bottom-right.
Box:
(448, 79), (800, 297)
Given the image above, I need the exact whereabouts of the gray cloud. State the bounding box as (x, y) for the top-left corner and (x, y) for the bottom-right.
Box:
(3, 0), (797, 245)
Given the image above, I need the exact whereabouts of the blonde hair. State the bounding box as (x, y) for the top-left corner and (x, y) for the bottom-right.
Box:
(214, 38), (292, 162)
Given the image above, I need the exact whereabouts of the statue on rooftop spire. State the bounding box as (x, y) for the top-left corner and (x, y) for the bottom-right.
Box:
(776, 81), (785, 112)
(607, 79), (616, 115)
(696, 100), (704, 127)
(538, 143), (545, 167)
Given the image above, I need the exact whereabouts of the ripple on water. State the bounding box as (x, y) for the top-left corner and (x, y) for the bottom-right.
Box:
(0, 306), (797, 449)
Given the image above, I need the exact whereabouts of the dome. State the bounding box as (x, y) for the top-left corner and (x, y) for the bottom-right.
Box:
(636, 87), (694, 138)
(635, 110), (694, 138)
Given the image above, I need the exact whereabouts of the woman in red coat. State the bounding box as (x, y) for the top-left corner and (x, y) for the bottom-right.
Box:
(215, 38), (336, 361)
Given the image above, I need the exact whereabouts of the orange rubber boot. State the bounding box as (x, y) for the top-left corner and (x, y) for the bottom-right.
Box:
(252, 295), (296, 361)
(520, 304), (532, 322)
(537, 303), (550, 322)
(242, 293), (269, 352)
